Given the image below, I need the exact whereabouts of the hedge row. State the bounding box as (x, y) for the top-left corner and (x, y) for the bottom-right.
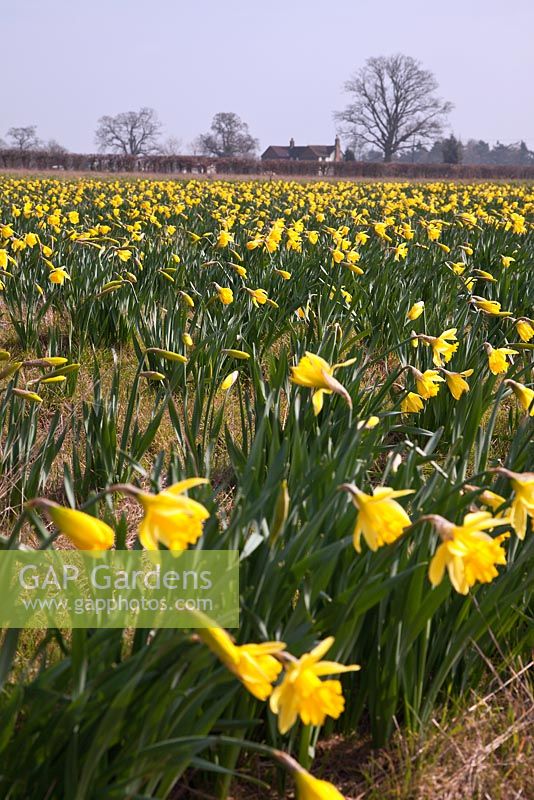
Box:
(1, 149), (534, 179)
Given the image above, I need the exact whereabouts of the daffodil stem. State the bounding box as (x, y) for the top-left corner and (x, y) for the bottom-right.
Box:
(437, 469), (498, 504)
(214, 735), (301, 774)
(216, 695), (249, 799)
(297, 723), (313, 770)
(360, 335), (417, 374)
(106, 483), (140, 496)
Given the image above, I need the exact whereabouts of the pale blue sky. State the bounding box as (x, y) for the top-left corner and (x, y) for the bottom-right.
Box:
(2, 0), (533, 152)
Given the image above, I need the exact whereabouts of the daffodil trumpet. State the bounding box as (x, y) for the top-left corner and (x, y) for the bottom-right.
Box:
(504, 379), (534, 416)
(106, 480), (210, 552)
(422, 512), (510, 594)
(290, 351), (354, 415)
(340, 483), (413, 552)
(494, 468), (534, 540)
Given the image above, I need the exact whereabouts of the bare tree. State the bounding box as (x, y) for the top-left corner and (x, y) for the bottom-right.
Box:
(158, 136), (183, 156)
(196, 112), (258, 157)
(43, 139), (68, 155)
(336, 55), (452, 162)
(7, 125), (41, 151)
(95, 108), (162, 155)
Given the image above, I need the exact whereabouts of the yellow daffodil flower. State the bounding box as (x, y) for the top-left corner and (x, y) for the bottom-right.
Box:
(216, 230), (232, 248)
(508, 213), (526, 234)
(135, 478), (210, 551)
(504, 379), (534, 416)
(471, 296), (511, 317)
(49, 268), (71, 285)
(214, 283), (234, 305)
(232, 263), (247, 278)
(401, 391), (424, 413)
(27, 499), (114, 551)
(473, 269), (496, 282)
(357, 415), (380, 429)
(417, 329), (458, 366)
(269, 636), (359, 733)
(427, 512), (509, 594)
(296, 305), (310, 322)
(465, 486), (507, 515)
(275, 753), (346, 799)
(373, 222), (392, 242)
(24, 232), (39, 247)
(246, 287), (269, 306)
(515, 318), (534, 342)
(407, 301), (424, 321)
(294, 769), (346, 800)
(441, 368), (474, 400)
(332, 249), (344, 264)
(412, 368), (445, 399)
(484, 343), (518, 375)
(341, 484), (413, 552)
(290, 352), (354, 415)
(393, 242), (408, 261)
(275, 268), (291, 280)
(496, 469), (534, 539)
(198, 624), (285, 701)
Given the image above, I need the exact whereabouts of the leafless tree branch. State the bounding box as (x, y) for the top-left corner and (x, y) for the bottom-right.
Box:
(7, 126), (41, 152)
(95, 108), (162, 155)
(335, 54), (452, 162)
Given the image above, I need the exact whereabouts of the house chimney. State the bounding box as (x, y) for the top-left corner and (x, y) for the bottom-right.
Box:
(334, 136), (341, 162)
(289, 137), (295, 148)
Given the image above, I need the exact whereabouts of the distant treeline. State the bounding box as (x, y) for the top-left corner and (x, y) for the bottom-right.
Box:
(388, 138), (534, 167)
(1, 149), (534, 180)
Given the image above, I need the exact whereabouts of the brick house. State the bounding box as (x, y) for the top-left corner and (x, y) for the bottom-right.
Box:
(261, 137), (342, 162)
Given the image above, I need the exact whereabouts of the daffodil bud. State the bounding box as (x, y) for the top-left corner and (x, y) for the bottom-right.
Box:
(222, 349), (250, 360)
(220, 371), (238, 392)
(145, 347), (187, 364)
(13, 388), (43, 404)
(269, 480), (289, 545)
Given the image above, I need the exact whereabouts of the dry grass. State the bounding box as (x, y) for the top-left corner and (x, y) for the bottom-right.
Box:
(2, 169), (531, 186)
(221, 661), (534, 800)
